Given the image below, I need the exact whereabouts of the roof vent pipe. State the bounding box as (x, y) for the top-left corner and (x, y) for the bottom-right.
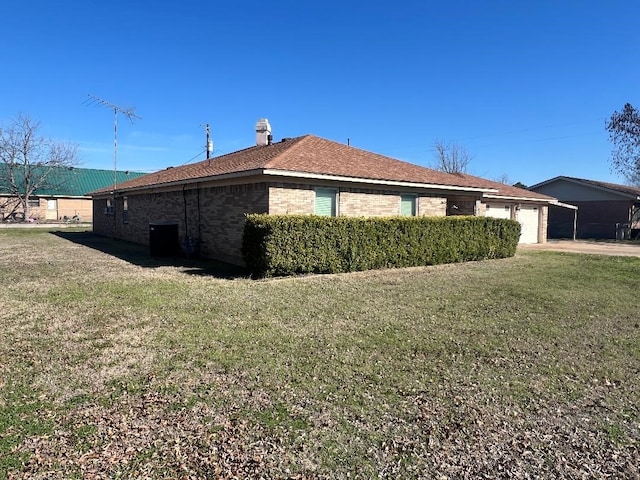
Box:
(255, 118), (271, 147)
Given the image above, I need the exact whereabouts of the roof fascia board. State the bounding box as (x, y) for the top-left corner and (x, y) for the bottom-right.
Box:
(262, 169), (497, 193)
(35, 194), (90, 199)
(0, 193), (90, 199)
(95, 169), (267, 195)
(550, 200), (579, 210)
(483, 194), (554, 203)
(95, 168), (498, 196)
(535, 176), (639, 200)
(528, 176), (562, 189)
(562, 177), (640, 199)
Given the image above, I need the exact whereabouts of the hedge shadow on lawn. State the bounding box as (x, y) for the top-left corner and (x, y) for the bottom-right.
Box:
(50, 231), (248, 280)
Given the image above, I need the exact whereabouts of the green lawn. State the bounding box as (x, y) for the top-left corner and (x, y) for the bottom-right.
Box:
(0, 229), (638, 478)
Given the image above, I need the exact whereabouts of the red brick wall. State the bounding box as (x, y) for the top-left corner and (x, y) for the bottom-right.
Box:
(93, 183), (269, 264)
(197, 183), (269, 262)
(92, 197), (115, 234)
(92, 181), (483, 264)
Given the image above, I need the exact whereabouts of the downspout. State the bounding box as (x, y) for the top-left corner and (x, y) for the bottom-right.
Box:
(197, 183), (201, 242)
(183, 184), (188, 242)
(573, 208), (577, 241)
(112, 191), (117, 239)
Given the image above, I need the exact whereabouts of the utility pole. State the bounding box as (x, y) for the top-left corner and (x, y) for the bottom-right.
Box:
(84, 94), (141, 191)
(204, 124), (213, 160)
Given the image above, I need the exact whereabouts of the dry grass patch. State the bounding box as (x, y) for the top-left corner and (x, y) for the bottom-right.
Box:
(0, 229), (639, 478)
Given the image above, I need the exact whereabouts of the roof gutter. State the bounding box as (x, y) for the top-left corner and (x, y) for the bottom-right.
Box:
(262, 169), (497, 193)
(550, 200), (579, 210)
(92, 168), (498, 196)
(483, 194), (556, 203)
(91, 169), (268, 196)
(484, 194), (579, 209)
(20, 194), (93, 199)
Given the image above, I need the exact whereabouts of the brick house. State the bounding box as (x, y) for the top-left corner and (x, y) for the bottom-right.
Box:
(0, 165), (145, 223)
(91, 121), (557, 264)
(530, 176), (640, 239)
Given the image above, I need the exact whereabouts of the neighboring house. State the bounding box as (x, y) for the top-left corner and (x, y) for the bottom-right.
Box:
(91, 120), (558, 264)
(0, 165), (146, 223)
(530, 176), (640, 239)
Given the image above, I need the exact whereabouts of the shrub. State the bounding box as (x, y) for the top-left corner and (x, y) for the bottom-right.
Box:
(242, 215), (521, 277)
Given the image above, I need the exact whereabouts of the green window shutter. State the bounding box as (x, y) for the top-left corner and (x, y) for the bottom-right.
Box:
(400, 195), (416, 216)
(315, 189), (337, 216)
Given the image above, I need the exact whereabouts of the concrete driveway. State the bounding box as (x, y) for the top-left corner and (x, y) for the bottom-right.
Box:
(518, 240), (640, 257)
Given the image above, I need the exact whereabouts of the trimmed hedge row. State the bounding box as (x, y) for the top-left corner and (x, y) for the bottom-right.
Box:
(242, 214), (521, 277)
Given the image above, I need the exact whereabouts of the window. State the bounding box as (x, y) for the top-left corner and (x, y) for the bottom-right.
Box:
(122, 196), (129, 223)
(315, 188), (337, 216)
(400, 195), (417, 216)
(104, 198), (114, 215)
(28, 197), (40, 208)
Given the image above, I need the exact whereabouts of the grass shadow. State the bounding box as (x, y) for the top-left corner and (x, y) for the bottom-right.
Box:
(50, 230), (249, 280)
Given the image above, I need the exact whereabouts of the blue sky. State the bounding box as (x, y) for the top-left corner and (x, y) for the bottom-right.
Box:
(2, 0), (639, 186)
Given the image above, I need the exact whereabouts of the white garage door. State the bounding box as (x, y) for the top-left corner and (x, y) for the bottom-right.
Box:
(484, 204), (511, 220)
(517, 206), (539, 244)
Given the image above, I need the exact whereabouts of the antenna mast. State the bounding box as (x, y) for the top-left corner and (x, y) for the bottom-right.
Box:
(85, 94), (141, 191)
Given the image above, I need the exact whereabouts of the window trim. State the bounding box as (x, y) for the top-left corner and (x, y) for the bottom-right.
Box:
(104, 198), (114, 216)
(122, 196), (129, 223)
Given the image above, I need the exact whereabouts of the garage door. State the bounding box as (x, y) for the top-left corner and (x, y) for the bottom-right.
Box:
(484, 204), (511, 220)
(517, 206), (539, 244)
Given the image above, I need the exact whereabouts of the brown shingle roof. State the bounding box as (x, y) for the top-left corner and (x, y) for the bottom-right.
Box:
(91, 134), (552, 201)
(454, 173), (556, 201)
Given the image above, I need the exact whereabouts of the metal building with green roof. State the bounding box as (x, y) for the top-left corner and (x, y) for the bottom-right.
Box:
(1, 165), (146, 222)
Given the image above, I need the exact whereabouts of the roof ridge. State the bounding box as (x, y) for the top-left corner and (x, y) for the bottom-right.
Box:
(262, 135), (311, 168)
(565, 176), (640, 194)
(88, 133), (553, 201)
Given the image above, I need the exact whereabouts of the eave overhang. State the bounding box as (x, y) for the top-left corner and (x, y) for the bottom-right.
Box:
(91, 168), (499, 197)
(483, 194), (555, 203)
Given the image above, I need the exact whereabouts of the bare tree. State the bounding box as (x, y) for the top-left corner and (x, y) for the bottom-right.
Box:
(495, 173), (511, 185)
(432, 140), (473, 174)
(606, 103), (640, 186)
(0, 115), (78, 220)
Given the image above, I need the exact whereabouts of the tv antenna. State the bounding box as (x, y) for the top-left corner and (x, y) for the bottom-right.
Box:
(85, 94), (141, 190)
